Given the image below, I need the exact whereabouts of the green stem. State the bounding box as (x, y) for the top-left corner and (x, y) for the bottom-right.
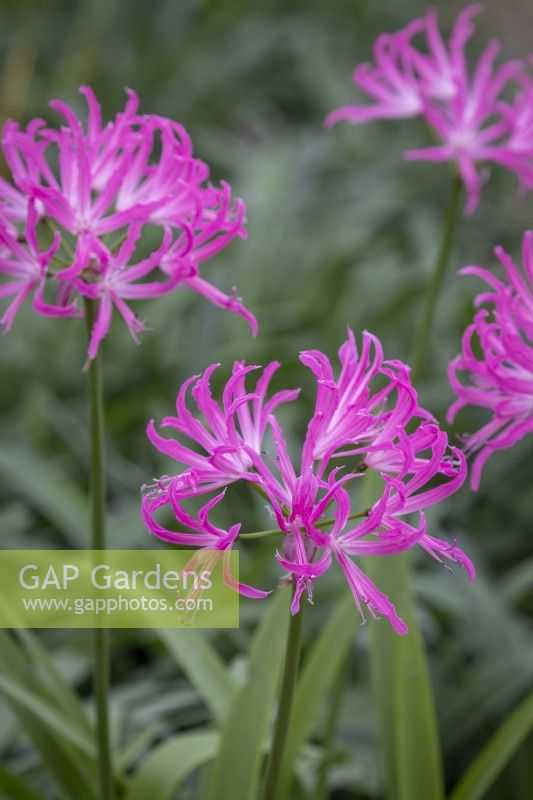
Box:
(85, 299), (113, 800)
(249, 482), (269, 502)
(45, 217), (75, 259)
(104, 229), (129, 253)
(240, 509), (369, 540)
(410, 176), (462, 383)
(238, 528), (283, 540)
(259, 586), (304, 800)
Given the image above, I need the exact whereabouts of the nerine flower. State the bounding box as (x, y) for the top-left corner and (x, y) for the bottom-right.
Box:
(326, 5), (532, 213)
(448, 231), (533, 489)
(0, 200), (78, 330)
(0, 86), (255, 355)
(143, 330), (473, 634)
(300, 330), (425, 472)
(143, 360), (300, 499)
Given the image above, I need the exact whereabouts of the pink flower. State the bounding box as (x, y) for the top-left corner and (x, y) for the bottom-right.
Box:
(448, 231), (533, 489)
(0, 200), (78, 331)
(326, 5), (532, 214)
(248, 416), (472, 631)
(142, 489), (269, 601)
(0, 86), (255, 354)
(325, 17), (427, 125)
(143, 330), (473, 634)
(143, 359), (300, 498)
(3, 88), (197, 235)
(300, 329), (425, 473)
(60, 225), (180, 360)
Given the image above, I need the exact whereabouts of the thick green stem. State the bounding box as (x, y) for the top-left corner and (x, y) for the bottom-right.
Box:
(85, 299), (113, 800)
(259, 587), (304, 800)
(410, 176), (462, 383)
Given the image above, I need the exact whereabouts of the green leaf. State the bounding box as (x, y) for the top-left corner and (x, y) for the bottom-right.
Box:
(363, 471), (444, 800)
(277, 593), (357, 799)
(203, 588), (290, 800)
(155, 629), (236, 724)
(0, 673), (95, 757)
(500, 556), (533, 607)
(449, 690), (533, 800)
(117, 723), (162, 772)
(0, 631), (97, 800)
(0, 765), (45, 800)
(127, 731), (219, 800)
(14, 629), (93, 738)
(0, 447), (88, 546)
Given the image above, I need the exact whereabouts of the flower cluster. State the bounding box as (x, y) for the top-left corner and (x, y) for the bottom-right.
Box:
(142, 330), (474, 634)
(0, 87), (255, 357)
(326, 5), (533, 213)
(448, 231), (533, 489)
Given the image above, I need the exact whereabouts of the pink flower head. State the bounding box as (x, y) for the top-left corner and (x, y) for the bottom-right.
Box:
(0, 86), (256, 354)
(326, 6), (532, 214)
(448, 231), (533, 489)
(143, 330), (473, 634)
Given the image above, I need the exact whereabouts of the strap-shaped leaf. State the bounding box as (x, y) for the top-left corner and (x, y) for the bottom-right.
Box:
(203, 588), (290, 800)
(127, 731), (219, 800)
(0, 447), (88, 546)
(0, 673), (95, 757)
(155, 629), (236, 724)
(366, 552), (444, 800)
(15, 629), (93, 738)
(449, 690), (533, 800)
(364, 471), (444, 800)
(0, 631), (97, 800)
(0, 765), (45, 800)
(276, 593), (357, 798)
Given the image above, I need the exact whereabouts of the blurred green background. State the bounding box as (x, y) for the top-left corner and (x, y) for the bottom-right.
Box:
(0, 1), (532, 798)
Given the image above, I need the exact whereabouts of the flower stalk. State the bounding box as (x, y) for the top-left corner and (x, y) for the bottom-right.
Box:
(85, 298), (113, 800)
(239, 509), (369, 540)
(410, 175), (463, 382)
(259, 585), (304, 800)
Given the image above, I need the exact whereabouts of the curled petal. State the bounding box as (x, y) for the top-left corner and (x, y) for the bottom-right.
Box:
(184, 276), (258, 335)
(335, 549), (408, 635)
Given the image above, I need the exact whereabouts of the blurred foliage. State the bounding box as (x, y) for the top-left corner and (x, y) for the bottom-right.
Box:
(0, 0), (532, 798)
